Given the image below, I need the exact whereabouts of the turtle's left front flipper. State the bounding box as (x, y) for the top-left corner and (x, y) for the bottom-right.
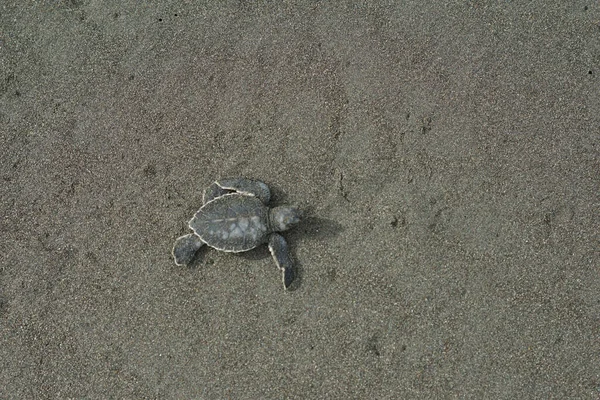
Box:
(216, 177), (271, 204)
(268, 233), (295, 290)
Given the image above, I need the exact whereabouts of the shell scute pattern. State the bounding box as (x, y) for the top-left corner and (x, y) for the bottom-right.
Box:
(190, 194), (269, 252)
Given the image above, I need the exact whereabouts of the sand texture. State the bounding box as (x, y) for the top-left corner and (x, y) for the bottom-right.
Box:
(1, 2), (599, 399)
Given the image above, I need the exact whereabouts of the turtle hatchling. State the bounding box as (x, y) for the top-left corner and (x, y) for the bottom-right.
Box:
(172, 177), (302, 289)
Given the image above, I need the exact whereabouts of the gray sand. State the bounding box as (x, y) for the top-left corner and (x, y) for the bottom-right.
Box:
(1, 2), (599, 399)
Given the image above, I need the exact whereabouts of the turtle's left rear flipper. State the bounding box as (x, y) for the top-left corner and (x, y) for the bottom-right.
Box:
(268, 233), (295, 290)
(172, 233), (205, 266)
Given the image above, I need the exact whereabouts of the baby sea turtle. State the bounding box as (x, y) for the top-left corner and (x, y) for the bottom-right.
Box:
(172, 177), (302, 289)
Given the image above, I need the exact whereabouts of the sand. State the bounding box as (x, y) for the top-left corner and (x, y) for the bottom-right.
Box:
(1, 2), (599, 398)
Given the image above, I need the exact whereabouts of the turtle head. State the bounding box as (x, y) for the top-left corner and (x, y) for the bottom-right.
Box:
(270, 206), (302, 231)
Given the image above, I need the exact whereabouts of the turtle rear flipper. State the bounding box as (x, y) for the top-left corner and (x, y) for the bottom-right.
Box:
(172, 233), (205, 266)
(268, 233), (295, 289)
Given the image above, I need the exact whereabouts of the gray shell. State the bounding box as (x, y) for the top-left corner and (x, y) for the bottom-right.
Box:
(189, 193), (270, 252)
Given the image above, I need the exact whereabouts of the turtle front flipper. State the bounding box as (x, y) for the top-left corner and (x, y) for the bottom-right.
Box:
(268, 233), (295, 290)
(172, 233), (205, 266)
(216, 177), (271, 204)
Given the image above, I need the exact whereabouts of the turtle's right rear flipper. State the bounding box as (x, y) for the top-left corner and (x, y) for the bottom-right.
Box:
(268, 233), (295, 290)
(172, 233), (204, 266)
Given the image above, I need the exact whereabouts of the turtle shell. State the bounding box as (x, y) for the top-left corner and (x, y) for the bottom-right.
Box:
(189, 193), (270, 252)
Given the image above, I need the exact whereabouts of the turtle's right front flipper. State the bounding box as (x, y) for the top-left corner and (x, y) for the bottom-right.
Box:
(172, 233), (205, 266)
(268, 233), (295, 290)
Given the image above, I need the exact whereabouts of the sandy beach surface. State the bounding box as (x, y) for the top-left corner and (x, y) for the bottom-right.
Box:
(1, 2), (599, 398)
